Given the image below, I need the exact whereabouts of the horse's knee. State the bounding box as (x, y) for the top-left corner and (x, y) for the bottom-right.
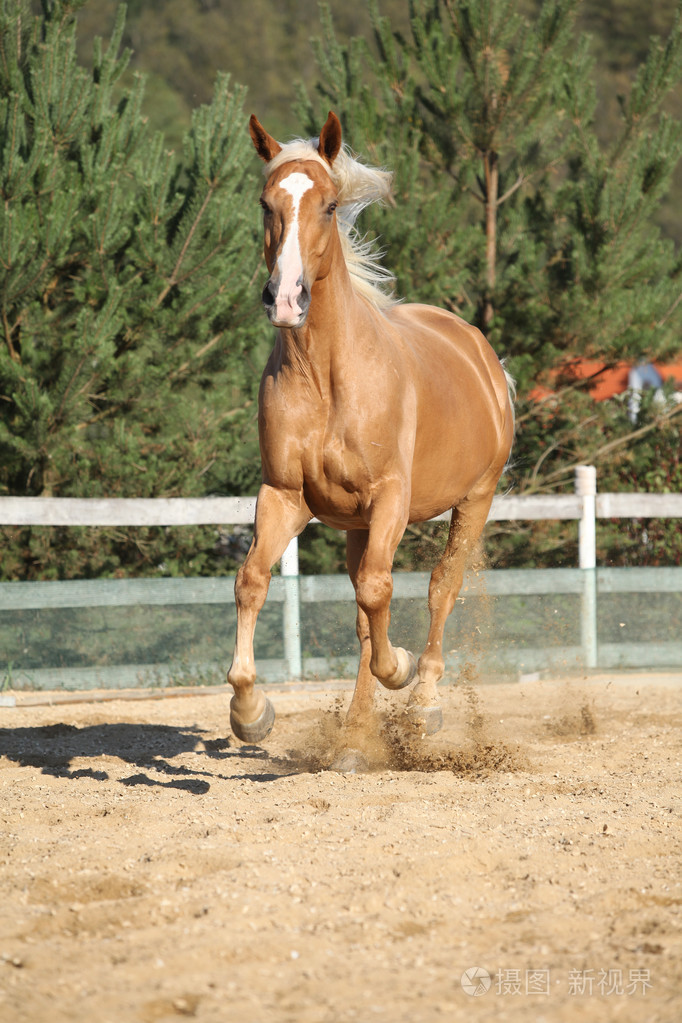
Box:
(235, 559), (269, 609)
(355, 570), (392, 616)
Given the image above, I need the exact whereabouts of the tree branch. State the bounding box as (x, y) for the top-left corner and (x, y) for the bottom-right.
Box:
(2, 308), (21, 362)
(523, 402), (682, 493)
(154, 184), (215, 309)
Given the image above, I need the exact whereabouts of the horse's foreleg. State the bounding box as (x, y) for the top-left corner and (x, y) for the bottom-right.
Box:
(228, 484), (310, 742)
(331, 594), (376, 773)
(332, 525), (409, 773)
(408, 488), (495, 733)
(353, 498), (416, 693)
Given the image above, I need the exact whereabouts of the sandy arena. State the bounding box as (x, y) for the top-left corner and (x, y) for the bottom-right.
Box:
(1, 673), (681, 1023)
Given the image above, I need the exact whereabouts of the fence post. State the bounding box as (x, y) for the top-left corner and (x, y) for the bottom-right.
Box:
(575, 465), (597, 669)
(280, 537), (302, 679)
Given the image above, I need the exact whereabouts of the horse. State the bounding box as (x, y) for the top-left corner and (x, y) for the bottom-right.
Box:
(227, 111), (514, 761)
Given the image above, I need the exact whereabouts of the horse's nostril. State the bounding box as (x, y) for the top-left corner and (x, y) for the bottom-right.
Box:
(262, 281), (275, 307)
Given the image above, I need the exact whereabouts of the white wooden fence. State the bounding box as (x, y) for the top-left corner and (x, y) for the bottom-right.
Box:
(1, 466), (681, 688)
(3, 464), (681, 566)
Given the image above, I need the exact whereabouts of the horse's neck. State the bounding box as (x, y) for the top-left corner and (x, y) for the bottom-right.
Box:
(281, 248), (362, 393)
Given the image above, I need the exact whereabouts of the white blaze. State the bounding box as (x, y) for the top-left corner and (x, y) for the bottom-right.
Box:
(274, 172), (313, 323)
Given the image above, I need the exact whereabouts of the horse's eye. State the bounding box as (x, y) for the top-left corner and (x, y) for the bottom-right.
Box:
(327, 201), (338, 216)
(259, 199), (271, 215)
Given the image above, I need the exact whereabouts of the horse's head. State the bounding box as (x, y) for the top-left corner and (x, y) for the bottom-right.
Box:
(249, 112), (343, 328)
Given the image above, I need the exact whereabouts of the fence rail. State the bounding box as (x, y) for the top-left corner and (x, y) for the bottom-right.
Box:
(0, 496), (258, 527)
(1, 567), (680, 691)
(2, 465), (682, 581)
(3, 489), (681, 526)
(1, 467), (681, 688)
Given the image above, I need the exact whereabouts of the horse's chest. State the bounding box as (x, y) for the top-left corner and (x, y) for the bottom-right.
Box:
(263, 401), (374, 511)
(302, 434), (373, 523)
(303, 423), (370, 487)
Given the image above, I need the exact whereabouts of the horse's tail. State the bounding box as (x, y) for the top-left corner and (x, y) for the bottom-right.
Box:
(501, 360), (516, 476)
(502, 362), (516, 430)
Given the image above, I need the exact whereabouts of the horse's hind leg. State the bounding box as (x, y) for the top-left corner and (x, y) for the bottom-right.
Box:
(408, 489), (495, 734)
(228, 484), (310, 742)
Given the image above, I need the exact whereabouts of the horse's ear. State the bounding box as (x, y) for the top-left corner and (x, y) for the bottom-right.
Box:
(249, 115), (282, 163)
(318, 111), (342, 165)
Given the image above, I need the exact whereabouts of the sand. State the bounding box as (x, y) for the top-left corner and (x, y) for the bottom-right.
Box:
(1, 672), (681, 1022)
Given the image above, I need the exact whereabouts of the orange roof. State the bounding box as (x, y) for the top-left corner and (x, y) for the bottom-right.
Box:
(654, 362), (682, 388)
(529, 359), (682, 402)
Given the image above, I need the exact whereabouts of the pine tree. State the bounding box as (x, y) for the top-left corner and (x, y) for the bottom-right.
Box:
(295, 0), (682, 567)
(298, 2), (682, 454)
(299, 0), (682, 383)
(0, 0), (268, 579)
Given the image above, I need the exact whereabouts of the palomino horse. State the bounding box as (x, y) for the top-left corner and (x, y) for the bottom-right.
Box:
(228, 112), (514, 756)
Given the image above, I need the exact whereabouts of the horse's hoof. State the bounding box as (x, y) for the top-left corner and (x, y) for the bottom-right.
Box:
(330, 749), (370, 774)
(380, 648), (417, 691)
(230, 695), (275, 743)
(407, 703), (443, 735)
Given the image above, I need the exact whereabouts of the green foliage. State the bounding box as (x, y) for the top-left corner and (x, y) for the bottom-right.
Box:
(57, 2), (682, 243)
(597, 389), (682, 566)
(293, 0), (682, 569)
(298, 0), (682, 387)
(3, 0), (682, 581)
(0, 0), (268, 579)
(485, 390), (682, 569)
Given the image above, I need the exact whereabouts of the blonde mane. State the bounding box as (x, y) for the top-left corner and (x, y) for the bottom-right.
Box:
(264, 138), (397, 310)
